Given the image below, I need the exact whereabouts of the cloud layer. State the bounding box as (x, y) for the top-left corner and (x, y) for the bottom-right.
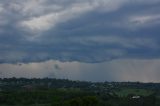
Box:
(0, 0), (160, 63)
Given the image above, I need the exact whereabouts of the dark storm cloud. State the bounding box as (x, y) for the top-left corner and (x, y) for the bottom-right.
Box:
(0, 0), (160, 63)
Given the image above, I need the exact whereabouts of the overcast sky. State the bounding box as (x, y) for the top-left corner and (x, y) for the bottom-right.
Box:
(0, 0), (160, 82)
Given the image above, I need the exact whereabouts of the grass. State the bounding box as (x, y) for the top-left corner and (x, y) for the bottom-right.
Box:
(114, 88), (154, 97)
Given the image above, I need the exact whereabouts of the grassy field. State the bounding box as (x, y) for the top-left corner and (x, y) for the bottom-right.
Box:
(0, 105), (50, 106)
(114, 88), (154, 97)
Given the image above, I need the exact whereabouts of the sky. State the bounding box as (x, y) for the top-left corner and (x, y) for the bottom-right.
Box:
(0, 0), (160, 82)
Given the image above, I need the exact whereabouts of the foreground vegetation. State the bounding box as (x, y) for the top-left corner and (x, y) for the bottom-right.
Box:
(0, 78), (160, 106)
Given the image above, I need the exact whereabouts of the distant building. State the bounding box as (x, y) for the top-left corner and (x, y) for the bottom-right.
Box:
(132, 96), (140, 99)
(90, 84), (97, 88)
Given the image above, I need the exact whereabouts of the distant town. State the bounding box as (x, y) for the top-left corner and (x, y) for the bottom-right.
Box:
(0, 78), (160, 106)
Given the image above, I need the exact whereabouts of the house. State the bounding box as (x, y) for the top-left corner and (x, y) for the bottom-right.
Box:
(132, 96), (140, 99)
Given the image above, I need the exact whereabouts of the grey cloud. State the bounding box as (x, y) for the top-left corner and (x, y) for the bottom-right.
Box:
(54, 64), (61, 70)
(0, 0), (160, 63)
